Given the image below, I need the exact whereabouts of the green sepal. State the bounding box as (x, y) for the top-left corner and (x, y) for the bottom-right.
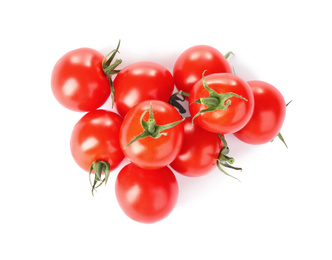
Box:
(102, 40), (121, 69)
(277, 132), (288, 148)
(125, 102), (185, 148)
(102, 40), (122, 108)
(89, 160), (111, 196)
(192, 71), (247, 122)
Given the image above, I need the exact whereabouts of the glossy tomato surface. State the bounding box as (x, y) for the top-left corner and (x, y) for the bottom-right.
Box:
(70, 110), (124, 172)
(51, 48), (110, 112)
(115, 163), (179, 224)
(170, 117), (223, 177)
(173, 45), (232, 94)
(189, 73), (254, 134)
(233, 80), (286, 144)
(119, 100), (184, 170)
(113, 62), (174, 117)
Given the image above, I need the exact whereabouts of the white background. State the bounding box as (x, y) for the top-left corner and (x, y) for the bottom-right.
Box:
(1, 0), (332, 259)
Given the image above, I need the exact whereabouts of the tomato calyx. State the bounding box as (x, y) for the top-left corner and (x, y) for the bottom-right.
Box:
(217, 135), (242, 182)
(168, 90), (190, 114)
(191, 71), (248, 122)
(102, 40), (122, 108)
(125, 102), (185, 148)
(89, 160), (111, 196)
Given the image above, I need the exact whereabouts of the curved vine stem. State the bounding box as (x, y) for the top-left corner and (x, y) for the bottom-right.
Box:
(217, 134), (242, 182)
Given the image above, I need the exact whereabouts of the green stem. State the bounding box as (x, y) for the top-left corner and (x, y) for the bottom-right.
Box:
(192, 71), (247, 122)
(147, 120), (156, 133)
(217, 134), (242, 182)
(125, 102), (185, 148)
(224, 51), (234, 60)
(147, 105), (157, 133)
(200, 97), (219, 107)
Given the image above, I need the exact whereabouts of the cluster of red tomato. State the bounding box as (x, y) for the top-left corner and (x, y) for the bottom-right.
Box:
(51, 41), (287, 224)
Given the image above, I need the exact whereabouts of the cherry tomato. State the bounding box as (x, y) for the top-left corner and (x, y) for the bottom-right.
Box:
(113, 62), (174, 117)
(70, 110), (124, 172)
(170, 117), (223, 177)
(173, 45), (232, 94)
(189, 73), (254, 134)
(233, 80), (286, 144)
(119, 100), (184, 170)
(115, 163), (179, 224)
(51, 48), (111, 112)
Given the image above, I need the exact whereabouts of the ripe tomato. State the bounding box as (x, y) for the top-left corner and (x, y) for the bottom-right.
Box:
(115, 163), (179, 224)
(51, 48), (111, 112)
(119, 100), (184, 170)
(170, 117), (223, 177)
(173, 45), (232, 94)
(233, 80), (286, 144)
(113, 62), (174, 117)
(189, 73), (254, 134)
(70, 110), (124, 172)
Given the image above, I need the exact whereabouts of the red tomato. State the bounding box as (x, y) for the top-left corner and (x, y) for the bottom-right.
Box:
(115, 163), (179, 224)
(113, 62), (174, 117)
(173, 45), (232, 94)
(233, 80), (286, 144)
(70, 110), (124, 172)
(170, 117), (223, 177)
(51, 48), (110, 112)
(189, 73), (254, 134)
(119, 100), (184, 170)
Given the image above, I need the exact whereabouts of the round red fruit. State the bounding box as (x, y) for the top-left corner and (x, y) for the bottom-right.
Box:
(115, 163), (179, 224)
(233, 80), (286, 145)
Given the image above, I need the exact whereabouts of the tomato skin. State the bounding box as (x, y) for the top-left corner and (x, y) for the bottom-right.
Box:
(233, 80), (286, 145)
(170, 117), (223, 177)
(115, 163), (179, 224)
(189, 73), (254, 134)
(51, 48), (110, 112)
(113, 62), (174, 117)
(119, 100), (184, 170)
(70, 110), (124, 172)
(173, 45), (232, 94)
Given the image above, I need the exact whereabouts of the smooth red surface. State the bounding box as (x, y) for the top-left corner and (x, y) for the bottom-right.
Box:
(115, 163), (179, 224)
(189, 73), (254, 134)
(170, 117), (223, 177)
(51, 48), (110, 112)
(119, 100), (184, 170)
(234, 80), (286, 144)
(173, 45), (232, 94)
(113, 62), (174, 117)
(70, 110), (124, 172)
